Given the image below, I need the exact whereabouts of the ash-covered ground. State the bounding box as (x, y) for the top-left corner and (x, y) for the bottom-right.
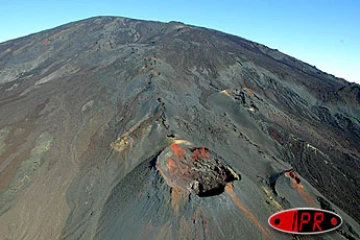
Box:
(0, 16), (359, 240)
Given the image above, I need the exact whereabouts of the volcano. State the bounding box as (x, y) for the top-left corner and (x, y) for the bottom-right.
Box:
(0, 16), (359, 240)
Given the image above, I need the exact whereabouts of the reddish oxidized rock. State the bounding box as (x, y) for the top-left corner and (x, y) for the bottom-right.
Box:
(156, 143), (240, 197)
(285, 169), (301, 184)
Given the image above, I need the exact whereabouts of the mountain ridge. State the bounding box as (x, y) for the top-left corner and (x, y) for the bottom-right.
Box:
(0, 16), (359, 240)
(0, 15), (353, 87)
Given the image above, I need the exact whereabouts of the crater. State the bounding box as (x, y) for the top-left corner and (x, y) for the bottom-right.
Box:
(156, 143), (240, 197)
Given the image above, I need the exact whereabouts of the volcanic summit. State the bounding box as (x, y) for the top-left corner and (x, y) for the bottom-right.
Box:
(0, 16), (359, 240)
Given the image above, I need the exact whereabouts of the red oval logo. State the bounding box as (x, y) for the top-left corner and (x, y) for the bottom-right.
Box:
(268, 208), (342, 234)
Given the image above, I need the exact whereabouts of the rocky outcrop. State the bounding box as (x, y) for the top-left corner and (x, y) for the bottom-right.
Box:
(156, 144), (240, 197)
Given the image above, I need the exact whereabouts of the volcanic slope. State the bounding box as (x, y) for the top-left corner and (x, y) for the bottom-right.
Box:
(0, 16), (359, 240)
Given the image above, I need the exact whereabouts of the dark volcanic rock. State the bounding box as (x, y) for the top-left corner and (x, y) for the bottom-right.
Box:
(156, 144), (240, 197)
(0, 16), (359, 240)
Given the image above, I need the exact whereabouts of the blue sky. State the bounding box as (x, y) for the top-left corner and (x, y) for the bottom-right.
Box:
(1, 0), (359, 83)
